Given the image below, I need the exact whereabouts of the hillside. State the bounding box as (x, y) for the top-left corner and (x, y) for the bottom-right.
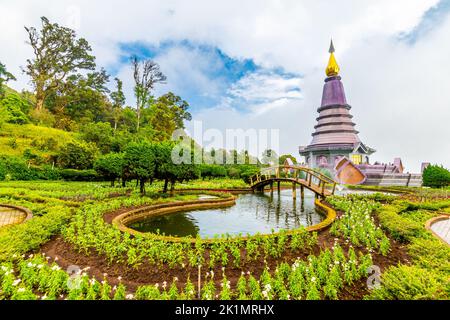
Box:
(0, 123), (75, 161)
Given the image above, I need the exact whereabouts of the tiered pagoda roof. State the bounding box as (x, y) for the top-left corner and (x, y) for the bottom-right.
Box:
(300, 40), (375, 155)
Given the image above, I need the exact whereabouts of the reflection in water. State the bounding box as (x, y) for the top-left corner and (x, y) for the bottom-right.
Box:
(129, 189), (324, 238)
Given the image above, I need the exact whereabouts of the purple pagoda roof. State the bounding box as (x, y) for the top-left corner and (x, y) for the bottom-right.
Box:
(300, 44), (374, 156)
(321, 76), (347, 107)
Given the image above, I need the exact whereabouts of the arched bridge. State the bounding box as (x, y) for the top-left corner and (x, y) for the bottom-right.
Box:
(250, 165), (338, 198)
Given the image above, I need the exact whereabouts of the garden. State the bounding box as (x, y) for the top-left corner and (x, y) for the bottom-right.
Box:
(0, 179), (449, 300)
(0, 14), (449, 303)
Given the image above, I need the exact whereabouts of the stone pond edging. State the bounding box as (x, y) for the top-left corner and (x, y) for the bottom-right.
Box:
(425, 213), (450, 247)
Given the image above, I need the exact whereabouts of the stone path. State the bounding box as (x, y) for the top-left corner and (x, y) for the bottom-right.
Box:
(0, 206), (27, 228)
(430, 217), (450, 245)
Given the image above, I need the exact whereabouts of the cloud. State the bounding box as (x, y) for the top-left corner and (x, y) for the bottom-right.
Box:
(0, 0), (449, 172)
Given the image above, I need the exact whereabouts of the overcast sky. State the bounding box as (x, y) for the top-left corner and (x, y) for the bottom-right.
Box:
(1, 0), (449, 172)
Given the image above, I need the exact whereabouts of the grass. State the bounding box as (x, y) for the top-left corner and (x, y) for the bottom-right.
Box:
(0, 123), (75, 158)
(0, 180), (449, 300)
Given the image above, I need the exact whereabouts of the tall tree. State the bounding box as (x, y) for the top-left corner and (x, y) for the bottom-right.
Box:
(148, 92), (192, 141)
(45, 69), (110, 129)
(24, 16), (96, 111)
(0, 62), (16, 98)
(131, 55), (166, 132)
(110, 77), (126, 131)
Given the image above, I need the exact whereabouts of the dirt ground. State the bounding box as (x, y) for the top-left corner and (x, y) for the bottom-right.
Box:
(40, 203), (410, 299)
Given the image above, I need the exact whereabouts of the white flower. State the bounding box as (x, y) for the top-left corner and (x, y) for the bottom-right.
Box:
(125, 294), (134, 300)
(41, 295), (48, 300)
(13, 279), (21, 286)
(117, 276), (122, 281)
(51, 265), (60, 271)
(17, 287), (26, 293)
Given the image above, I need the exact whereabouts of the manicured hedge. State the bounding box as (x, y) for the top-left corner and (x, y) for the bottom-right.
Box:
(59, 169), (100, 181)
(423, 164), (450, 188)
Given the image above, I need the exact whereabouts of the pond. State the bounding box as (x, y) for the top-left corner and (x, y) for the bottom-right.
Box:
(128, 189), (325, 238)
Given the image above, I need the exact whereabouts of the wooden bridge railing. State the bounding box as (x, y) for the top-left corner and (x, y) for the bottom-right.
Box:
(249, 165), (337, 197)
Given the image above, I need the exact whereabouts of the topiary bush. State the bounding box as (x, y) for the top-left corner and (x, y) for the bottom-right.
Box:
(94, 152), (124, 186)
(422, 164), (450, 188)
(57, 140), (98, 170)
(59, 169), (99, 181)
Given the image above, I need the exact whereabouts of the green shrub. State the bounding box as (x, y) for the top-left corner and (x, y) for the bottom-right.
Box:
(0, 205), (73, 261)
(377, 205), (425, 242)
(240, 166), (260, 184)
(37, 166), (61, 180)
(199, 164), (227, 179)
(59, 169), (99, 181)
(80, 122), (114, 154)
(408, 238), (450, 274)
(94, 153), (124, 185)
(422, 164), (450, 188)
(367, 265), (448, 300)
(0, 156), (39, 180)
(0, 92), (30, 124)
(58, 140), (98, 170)
(227, 167), (241, 178)
(29, 108), (55, 127)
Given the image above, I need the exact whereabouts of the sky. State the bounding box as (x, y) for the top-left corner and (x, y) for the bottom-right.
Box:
(1, 0), (449, 172)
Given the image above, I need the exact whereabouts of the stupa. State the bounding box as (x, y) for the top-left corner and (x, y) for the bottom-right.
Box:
(299, 40), (375, 171)
(299, 40), (423, 186)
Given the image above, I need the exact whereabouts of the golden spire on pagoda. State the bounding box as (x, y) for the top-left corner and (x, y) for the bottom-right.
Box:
(326, 39), (340, 77)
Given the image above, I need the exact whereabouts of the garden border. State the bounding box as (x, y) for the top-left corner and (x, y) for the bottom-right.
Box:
(111, 193), (336, 243)
(425, 213), (450, 247)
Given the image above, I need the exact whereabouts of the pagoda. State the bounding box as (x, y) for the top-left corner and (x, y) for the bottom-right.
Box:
(299, 40), (375, 172)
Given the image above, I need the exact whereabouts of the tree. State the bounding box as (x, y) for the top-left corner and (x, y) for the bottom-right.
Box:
(123, 141), (155, 194)
(58, 140), (98, 170)
(24, 16), (96, 111)
(131, 56), (166, 132)
(45, 69), (110, 128)
(279, 154), (298, 165)
(152, 142), (199, 192)
(80, 122), (114, 154)
(423, 164), (450, 188)
(150, 92), (191, 134)
(0, 62), (16, 98)
(94, 153), (124, 186)
(110, 78), (126, 131)
(199, 164), (227, 180)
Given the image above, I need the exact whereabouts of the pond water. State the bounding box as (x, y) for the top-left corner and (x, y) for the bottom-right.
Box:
(128, 189), (324, 238)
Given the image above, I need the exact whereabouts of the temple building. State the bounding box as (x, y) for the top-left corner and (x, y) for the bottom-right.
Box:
(299, 41), (422, 186)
